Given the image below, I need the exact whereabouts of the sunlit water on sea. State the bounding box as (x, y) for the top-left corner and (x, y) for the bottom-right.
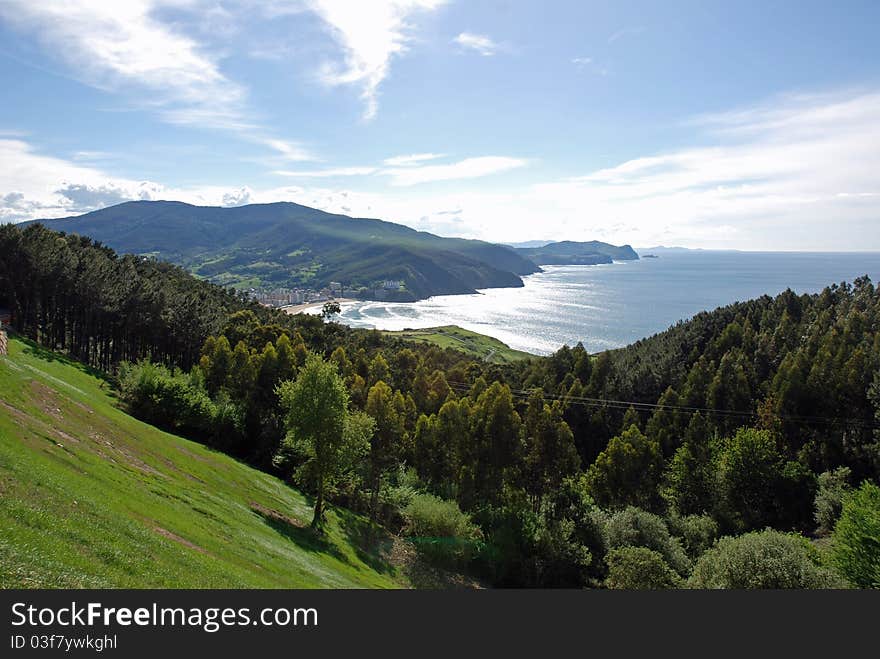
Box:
(322, 251), (880, 355)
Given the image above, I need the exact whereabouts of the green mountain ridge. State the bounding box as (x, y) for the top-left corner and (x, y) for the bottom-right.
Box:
(25, 200), (539, 301)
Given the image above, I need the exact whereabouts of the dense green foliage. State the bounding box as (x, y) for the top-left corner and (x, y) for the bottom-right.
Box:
(605, 547), (682, 589)
(401, 493), (482, 565)
(25, 200), (538, 300)
(688, 530), (845, 589)
(831, 481), (880, 588)
(3, 224), (879, 588)
(0, 222), (251, 370)
(814, 467), (852, 535)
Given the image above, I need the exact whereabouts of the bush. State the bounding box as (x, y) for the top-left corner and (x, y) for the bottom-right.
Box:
(402, 493), (482, 565)
(118, 360), (216, 438)
(814, 467), (852, 535)
(605, 547), (681, 589)
(831, 481), (880, 588)
(605, 507), (691, 576)
(666, 514), (719, 560)
(688, 529), (846, 589)
(119, 360), (244, 449)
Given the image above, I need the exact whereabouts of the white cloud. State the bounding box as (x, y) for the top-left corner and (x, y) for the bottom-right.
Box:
(258, 138), (316, 162)
(0, 1), (315, 161)
(608, 26), (645, 43)
(221, 187), (254, 207)
(572, 56), (608, 76)
(274, 167), (379, 177)
(0, 1), (244, 127)
(383, 152), (445, 166)
(384, 156), (528, 186)
(308, 0), (448, 120)
(274, 155), (527, 185)
(454, 32), (498, 56)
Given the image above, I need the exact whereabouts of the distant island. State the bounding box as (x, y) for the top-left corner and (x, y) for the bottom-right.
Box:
(25, 202), (638, 303)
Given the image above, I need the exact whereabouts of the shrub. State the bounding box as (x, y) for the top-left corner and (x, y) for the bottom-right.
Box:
(605, 547), (681, 589)
(814, 467), (852, 535)
(688, 529), (846, 589)
(666, 514), (719, 560)
(831, 481), (880, 588)
(118, 360), (216, 438)
(605, 507), (691, 576)
(402, 493), (482, 565)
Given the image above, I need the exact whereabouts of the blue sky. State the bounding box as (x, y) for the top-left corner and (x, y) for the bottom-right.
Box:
(1, 0), (879, 249)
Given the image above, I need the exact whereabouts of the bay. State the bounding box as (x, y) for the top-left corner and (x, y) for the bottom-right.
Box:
(329, 251), (880, 355)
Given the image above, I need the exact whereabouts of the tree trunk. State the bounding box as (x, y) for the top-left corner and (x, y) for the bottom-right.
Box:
(312, 473), (325, 529)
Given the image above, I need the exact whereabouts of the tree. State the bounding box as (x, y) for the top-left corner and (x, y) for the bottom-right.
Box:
(715, 427), (783, 531)
(462, 382), (522, 508)
(814, 467), (852, 535)
(321, 300), (341, 320)
(585, 425), (663, 511)
(522, 392), (580, 507)
(276, 353), (373, 529)
(831, 481), (880, 588)
(663, 412), (715, 516)
(364, 380), (405, 518)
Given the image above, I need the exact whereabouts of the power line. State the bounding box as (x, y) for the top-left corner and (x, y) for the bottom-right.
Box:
(445, 381), (880, 431)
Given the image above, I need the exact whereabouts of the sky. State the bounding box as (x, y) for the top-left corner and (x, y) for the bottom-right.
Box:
(1, 0), (879, 250)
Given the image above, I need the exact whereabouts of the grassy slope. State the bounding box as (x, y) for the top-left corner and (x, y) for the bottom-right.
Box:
(0, 336), (402, 588)
(382, 325), (534, 364)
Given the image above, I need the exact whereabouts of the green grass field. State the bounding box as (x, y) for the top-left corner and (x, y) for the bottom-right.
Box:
(0, 336), (404, 588)
(383, 326), (534, 364)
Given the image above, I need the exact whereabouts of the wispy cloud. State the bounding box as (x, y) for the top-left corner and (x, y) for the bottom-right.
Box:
(273, 155), (527, 185)
(572, 56), (609, 76)
(383, 152), (445, 166)
(308, 0), (448, 120)
(454, 32), (499, 56)
(6, 89), (879, 251)
(525, 89), (880, 248)
(608, 26), (645, 43)
(0, 1), (244, 127)
(0, 1), (315, 161)
(274, 167), (379, 178)
(384, 156), (528, 186)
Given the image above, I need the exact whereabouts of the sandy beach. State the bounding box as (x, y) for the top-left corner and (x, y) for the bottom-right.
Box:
(280, 298), (358, 315)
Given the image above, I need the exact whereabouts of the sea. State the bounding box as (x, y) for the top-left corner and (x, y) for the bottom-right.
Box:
(323, 251), (880, 355)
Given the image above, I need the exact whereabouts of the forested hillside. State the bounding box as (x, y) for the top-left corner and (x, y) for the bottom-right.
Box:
(24, 200), (539, 300)
(1, 223), (878, 589)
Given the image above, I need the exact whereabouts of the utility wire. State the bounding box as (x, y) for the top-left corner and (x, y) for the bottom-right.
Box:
(444, 381), (880, 431)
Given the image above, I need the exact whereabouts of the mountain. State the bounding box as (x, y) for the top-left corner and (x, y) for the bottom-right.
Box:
(26, 200), (539, 301)
(515, 240), (639, 265)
